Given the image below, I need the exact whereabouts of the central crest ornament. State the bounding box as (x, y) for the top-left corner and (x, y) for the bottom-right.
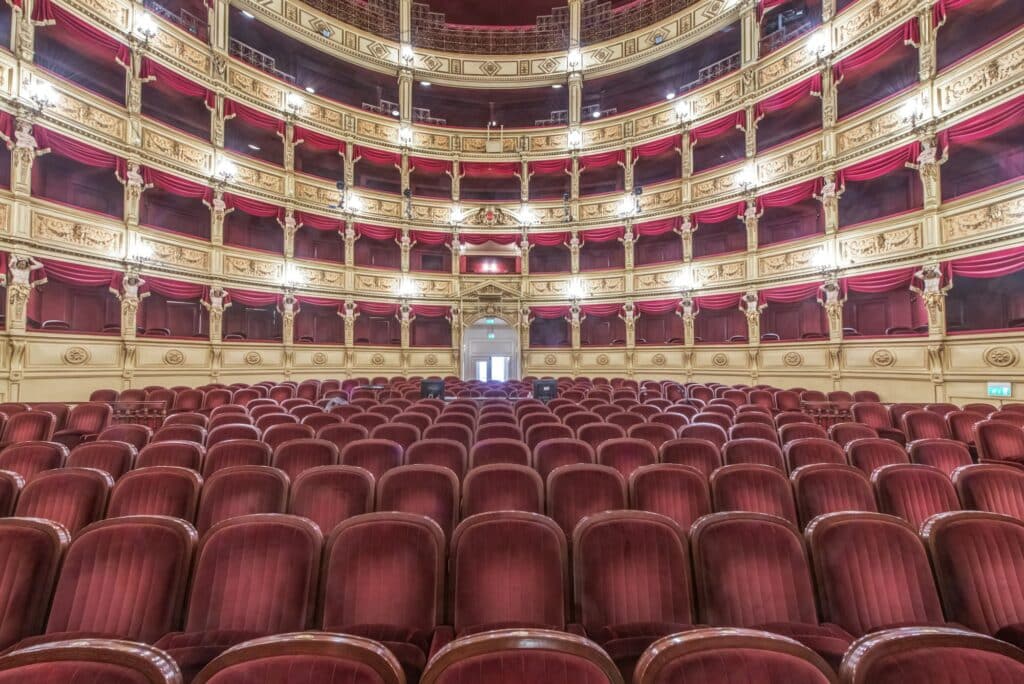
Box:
(464, 206), (516, 227)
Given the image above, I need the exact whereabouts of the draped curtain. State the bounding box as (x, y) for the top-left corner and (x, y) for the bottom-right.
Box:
(460, 233), (519, 245)
(755, 75), (822, 121)
(944, 245), (1024, 280)
(140, 59), (214, 106)
(634, 135), (681, 159)
(227, 289), (282, 307)
(410, 304), (451, 317)
(838, 143), (920, 185)
(357, 301), (400, 316)
(531, 305), (571, 319)
(143, 276), (208, 301)
(354, 146), (400, 166)
(938, 94), (1024, 151)
(842, 267), (917, 295)
(758, 281), (822, 306)
(296, 211), (342, 232)
(294, 127), (345, 154)
(33, 258), (121, 291)
(635, 298), (681, 314)
(295, 295), (344, 315)
(528, 159), (572, 175)
(693, 202), (745, 225)
(690, 111), (746, 144)
(410, 157), (453, 175)
(635, 217), (681, 236)
(356, 224), (398, 241)
(461, 161), (519, 178)
(411, 230), (451, 245)
(143, 167), (213, 202)
(528, 232), (569, 246)
(582, 227), (624, 243)
(756, 179), (822, 211)
(223, 100), (285, 135)
(580, 303), (624, 317)
(35, 128), (127, 178)
(225, 193), (281, 218)
(695, 292), (742, 310)
(579, 150), (625, 169)
(32, 0), (131, 67)
(833, 19), (920, 83)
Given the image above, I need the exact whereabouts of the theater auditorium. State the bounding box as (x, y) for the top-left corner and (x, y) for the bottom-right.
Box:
(0, 0), (1020, 680)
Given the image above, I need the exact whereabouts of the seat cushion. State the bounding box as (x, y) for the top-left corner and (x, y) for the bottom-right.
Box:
(595, 623), (698, 684)
(155, 630), (268, 683)
(755, 622), (854, 669)
(339, 624), (431, 680)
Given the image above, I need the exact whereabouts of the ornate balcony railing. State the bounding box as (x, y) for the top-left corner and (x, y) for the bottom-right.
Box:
(229, 38), (296, 84)
(760, 19), (817, 56)
(410, 3), (569, 54)
(144, 0), (207, 40)
(302, 0), (401, 41)
(581, 0), (701, 44)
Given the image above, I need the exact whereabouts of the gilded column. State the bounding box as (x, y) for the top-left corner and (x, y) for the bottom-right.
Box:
(569, 230), (580, 274)
(281, 292), (297, 345)
(400, 300), (411, 348)
(821, 0), (836, 22)
(741, 291), (762, 343)
(819, 67), (838, 158)
(912, 136), (946, 212)
(449, 232), (461, 276)
(519, 232), (531, 276)
(621, 146), (635, 193)
(742, 197), (760, 252)
(5, 255), (42, 334)
(343, 144), (356, 189)
(520, 158), (531, 202)
(450, 306), (462, 369)
(622, 301), (636, 348)
(819, 277), (844, 342)
(122, 160), (148, 227)
(744, 104), (757, 158)
(11, 116), (40, 198)
(679, 294), (696, 347)
(205, 284), (227, 343)
(208, 188), (230, 245)
(918, 7), (938, 82)
(911, 263), (950, 338)
(450, 158), (461, 202)
(740, 0), (760, 66)
(398, 68), (413, 123)
(621, 222), (634, 270)
(343, 301), (357, 347)
(679, 127), (693, 178)
(126, 43), (145, 146)
(210, 0), (230, 52)
(279, 207), (297, 258)
(399, 227), (412, 273)
(816, 173), (841, 234)
(211, 93), (226, 148)
(568, 72), (582, 128)
(570, 303), (581, 350)
(283, 121), (296, 172)
(678, 215), (694, 262)
(344, 221), (358, 267)
(12, 0), (35, 62)
(119, 270), (145, 341)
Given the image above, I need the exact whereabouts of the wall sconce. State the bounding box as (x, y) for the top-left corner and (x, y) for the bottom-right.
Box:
(567, 277), (588, 301)
(566, 47), (582, 72)
(674, 99), (692, 123)
(900, 98), (929, 131)
(284, 92), (305, 115)
(399, 43), (415, 65)
(134, 12), (159, 43)
(618, 186), (643, 217)
(397, 123), (414, 146)
(449, 203), (464, 225)
(397, 277), (416, 297)
(807, 30), (829, 64)
(518, 205), (536, 226)
(736, 164), (758, 192)
(675, 267), (700, 294)
(25, 80), (57, 111)
(812, 248), (839, 277)
(213, 157), (237, 184)
(128, 240), (154, 263)
(567, 128), (583, 149)
(281, 262), (306, 287)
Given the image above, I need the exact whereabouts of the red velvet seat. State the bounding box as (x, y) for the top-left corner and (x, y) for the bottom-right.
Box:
(946, 410), (984, 448)
(461, 464), (543, 517)
(607, 413), (645, 431)
(271, 438), (338, 480)
(371, 423), (422, 450)
(596, 438), (657, 479)
(564, 412), (604, 434)
(0, 412), (56, 450)
(262, 423), (315, 451)
(14, 468), (113, 535)
(302, 413), (342, 433)
(659, 438), (721, 478)
(206, 424), (261, 447)
(678, 423), (728, 450)
(51, 403), (112, 449)
(691, 512), (854, 668)
(525, 422), (572, 449)
(12, 516), (195, 648)
(533, 438), (594, 480)
(626, 423), (677, 450)
(288, 465), (374, 536)
(710, 463), (797, 525)
(629, 464), (711, 530)
(840, 627), (1024, 684)
(165, 412), (208, 428)
(546, 463), (627, 537)
(908, 438), (972, 477)
(954, 463), (1024, 520)
(350, 412), (390, 432)
(901, 409), (951, 442)
(806, 512), (947, 637)
(649, 412), (688, 433)
(341, 439), (404, 479)
(194, 466), (289, 535)
(448, 512), (570, 637)
(990, 411), (1024, 427)
(469, 438), (531, 469)
(0, 441), (68, 481)
(785, 438), (846, 472)
(107, 466), (203, 520)
(974, 419), (1024, 464)
(406, 439), (468, 480)
(423, 424), (473, 452)
(775, 411), (816, 427)
(422, 629), (621, 684)
(136, 440), (204, 471)
(192, 632), (404, 684)
(728, 422), (779, 443)
(474, 423), (523, 442)
(394, 412), (432, 433)
(575, 423), (626, 452)
(792, 463), (877, 528)
(0, 518), (68, 650)
(377, 465), (460, 539)
(634, 628), (837, 684)
(0, 640), (182, 683)
(574, 511), (696, 680)
(722, 438), (785, 470)
(96, 423), (152, 450)
(316, 423), (370, 453)
(691, 412), (732, 432)
(202, 440), (272, 478)
(320, 513), (446, 682)
(873, 463), (961, 530)
(828, 422), (878, 449)
(779, 423), (828, 445)
(846, 437), (910, 476)
(155, 514), (322, 681)
(67, 440), (136, 480)
(329, 405), (365, 421)
(0, 471), (20, 517)
(153, 424), (207, 446)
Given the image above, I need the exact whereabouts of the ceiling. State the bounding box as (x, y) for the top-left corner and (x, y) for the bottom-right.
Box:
(420, 0), (567, 26)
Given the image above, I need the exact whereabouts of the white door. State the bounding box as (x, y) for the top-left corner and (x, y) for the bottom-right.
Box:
(463, 319), (519, 380)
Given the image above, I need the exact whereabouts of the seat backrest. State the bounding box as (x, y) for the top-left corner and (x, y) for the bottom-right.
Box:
(423, 423), (473, 451)
(722, 438), (785, 470)
(901, 409), (951, 441)
(0, 441), (68, 480)
(634, 628), (837, 684)
(576, 423), (627, 452)
(449, 512), (568, 633)
(924, 511), (1024, 636)
(975, 419), (1024, 462)
(262, 423), (316, 450)
(194, 465), (289, 535)
(152, 424), (207, 445)
(710, 464), (797, 525)
(908, 438), (972, 476)
(873, 463), (961, 530)
(370, 423), (421, 449)
(596, 438), (657, 479)
(469, 438), (531, 469)
(0, 518), (68, 649)
(320, 512), (446, 634)
(728, 422), (778, 443)
(340, 439), (404, 479)
(573, 511), (694, 634)
(67, 440), (137, 480)
(207, 423), (261, 447)
(184, 514), (321, 634)
(779, 423), (828, 445)
(96, 423), (152, 450)
(45, 516), (196, 642)
(784, 437), (846, 472)
(376, 465), (460, 540)
(405, 438), (468, 480)
(791, 463), (877, 528)
(691, 512), (820, 627)
(202, 439), (272, 478)
(533, 438), (595, 480)
(288, 465), (375, 536)
(14, 467), (113, 534)
(828, 422), (879, 448)
(659, 438), (722, 478)
(954, 464), (1024, 520)
(806, 512), (945, 636)
(107, 466), (203, 520)
(462, 464), (544, 518)
(846, 437), (910, 476)
(626, 423), (678, 450)
(1, 411), (56, 445)
(678, 423), (728, 450)
(546, 463), (627, 537)
(272, 438), (339, 481)
(316, 423), (370, 453)
(136, 440), (204, 470)
(629, 464), (710, 530)
(0, 640), (184, 684)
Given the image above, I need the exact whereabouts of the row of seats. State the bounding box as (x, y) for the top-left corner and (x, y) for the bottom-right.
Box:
(3, 508), (1024, 683)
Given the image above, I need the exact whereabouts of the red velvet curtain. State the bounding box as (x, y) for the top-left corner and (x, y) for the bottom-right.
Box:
(140, 58), (214, 106)
(842, 267), (917, 295)
(356, 223), (398, 240)
(693, 202), (745, 225)
(0, 111), (13, 144)
(35, 258), (120, 290)
(755, 75), (822, 120)
(33, 0), (131, 67)
(225, 193), (281, 218)
(933, 0), (980, 25)
(531, 305), (570, 319)
(838, 143), (920, 185)
(833, 19), (920, 83)
(528, 232), (569, 246)
(636, 298), (681, 314)
(581, 303), (624, 317)
(758, 281), (822, 306)
(295, 294), (344, 315)
(410, 304), (450, 317)
(758, 0), (790, 18)
(938, 95), (1024, 151)
(461, 233), (519, 245)
(634, 135), (681, 159)
(635, 217), (681, 236)
(582, 227), (625, 243)
(357, 301), (400, 316)
(223, 100), (285, 135)
(695, 292), (742, 310)
(227, 289), (282, 307)
(410, 157), (452, 175)
(756, 179), (822, 211)
(945, 245), (1024, 279)
(294, 127), (345, 154)
(461, 161), (519, 178)
(411, 230), (451, 245)
(36, 128), (126, 177)
(354, 146), (400, 167)
(580, 150), (625, 169)
(690, 111), (746, 143)
(529, 159), (572, 175)
(143, 167), (213, 202)
(143, 276), (208, 301)
(296, 211), (342, 231)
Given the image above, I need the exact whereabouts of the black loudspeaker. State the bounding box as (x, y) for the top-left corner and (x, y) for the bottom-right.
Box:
(421, 379), (445, 399)
(533, 379), (558, 403)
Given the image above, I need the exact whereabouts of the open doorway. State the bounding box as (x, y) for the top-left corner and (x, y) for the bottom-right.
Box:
(462, 317), (519, 381)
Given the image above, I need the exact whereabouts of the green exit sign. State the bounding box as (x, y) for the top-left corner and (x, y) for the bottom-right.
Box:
(988, 382), (1013, 398)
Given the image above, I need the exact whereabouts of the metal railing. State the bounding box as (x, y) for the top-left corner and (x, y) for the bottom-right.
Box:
(303, 0), (401, 40)
(410, 2), (568, 54)
(760, 19), (817, 56)
(582, 0), (700, 44)
(229, 38), (296, 84)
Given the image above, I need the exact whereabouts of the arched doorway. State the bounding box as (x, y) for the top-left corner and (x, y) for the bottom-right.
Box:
(462, 316), (519, 381)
